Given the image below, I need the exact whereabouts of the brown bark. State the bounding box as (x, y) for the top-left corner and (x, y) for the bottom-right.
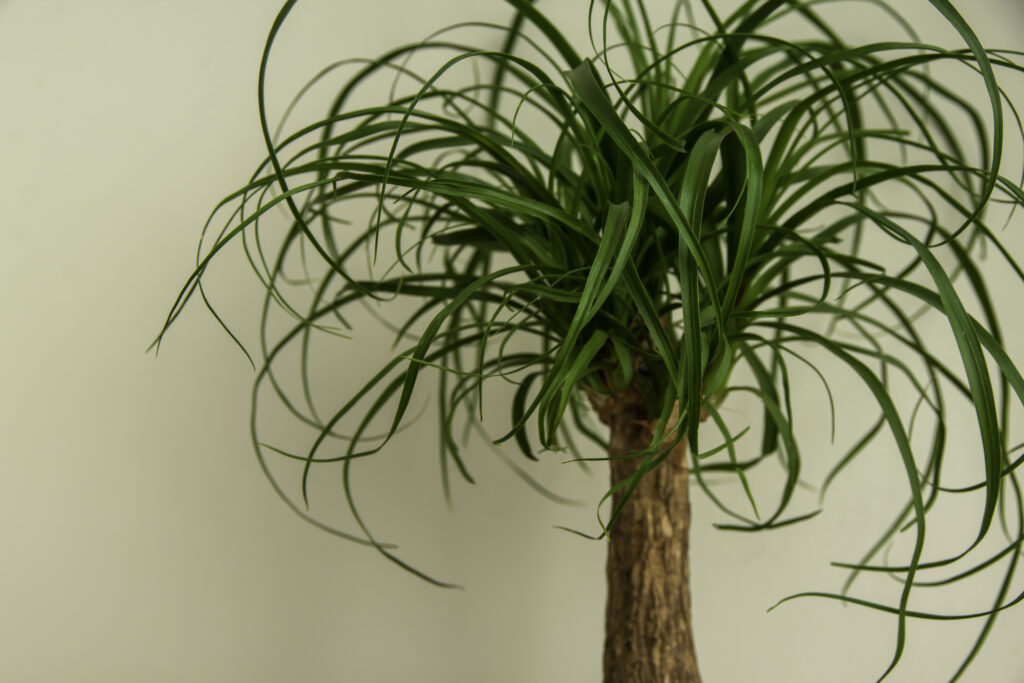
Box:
(597, 395), (701, 683)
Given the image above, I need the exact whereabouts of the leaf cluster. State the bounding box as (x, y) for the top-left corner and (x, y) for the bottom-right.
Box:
(155, 0), (1024, 678)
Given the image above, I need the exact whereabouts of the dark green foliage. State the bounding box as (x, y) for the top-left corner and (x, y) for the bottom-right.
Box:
(156, 0), (1024, 678)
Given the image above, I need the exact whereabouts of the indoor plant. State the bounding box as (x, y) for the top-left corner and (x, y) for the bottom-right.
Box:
(156, 0), (1024, 680)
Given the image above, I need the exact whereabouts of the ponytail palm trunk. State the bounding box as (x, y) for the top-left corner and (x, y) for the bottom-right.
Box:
(158, 0), (1024, 680)
(599, 393), (700, 682)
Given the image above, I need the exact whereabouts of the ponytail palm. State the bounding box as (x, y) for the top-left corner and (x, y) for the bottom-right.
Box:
(156, 0), (1024, 680)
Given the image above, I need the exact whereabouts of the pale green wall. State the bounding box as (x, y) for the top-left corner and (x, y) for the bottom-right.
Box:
(1, 1), (1022, 681)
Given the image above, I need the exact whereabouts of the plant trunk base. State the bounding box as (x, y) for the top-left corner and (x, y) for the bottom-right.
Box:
(600, 397), (701, 683)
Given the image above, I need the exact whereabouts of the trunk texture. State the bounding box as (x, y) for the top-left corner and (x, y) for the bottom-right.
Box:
(599, 397), (701, 683)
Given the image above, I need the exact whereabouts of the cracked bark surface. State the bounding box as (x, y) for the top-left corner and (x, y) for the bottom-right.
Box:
(598, 395), (701, 683)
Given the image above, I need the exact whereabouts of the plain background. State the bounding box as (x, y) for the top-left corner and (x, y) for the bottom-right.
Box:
(3, 0), (1024, 681)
